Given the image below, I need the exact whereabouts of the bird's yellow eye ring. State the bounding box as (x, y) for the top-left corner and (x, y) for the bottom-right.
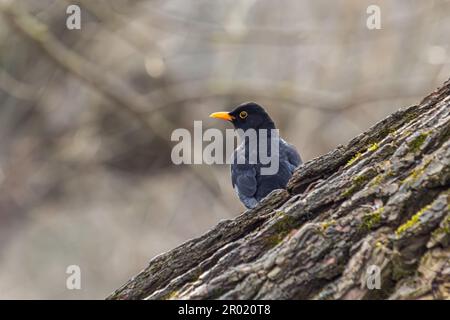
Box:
(239, 111), (248, 119)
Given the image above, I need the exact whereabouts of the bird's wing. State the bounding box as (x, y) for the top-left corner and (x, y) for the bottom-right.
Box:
(231, 163), (258, 208)
(282, 139), (302, 168)
(231, 163), (257, 197)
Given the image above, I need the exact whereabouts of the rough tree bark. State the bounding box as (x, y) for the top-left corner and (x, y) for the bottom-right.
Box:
(108, 79), (450, 300)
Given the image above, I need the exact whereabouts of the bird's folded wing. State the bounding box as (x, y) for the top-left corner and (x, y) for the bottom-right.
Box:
(283, 140), (302, 168)
(231, 164), (257, 198)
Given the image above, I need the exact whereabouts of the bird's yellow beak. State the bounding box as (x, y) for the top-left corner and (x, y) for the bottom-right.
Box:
(209, 111), (235, 121)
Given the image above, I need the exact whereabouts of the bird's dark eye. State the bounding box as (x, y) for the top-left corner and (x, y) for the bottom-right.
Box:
(239, 111), (248, 119)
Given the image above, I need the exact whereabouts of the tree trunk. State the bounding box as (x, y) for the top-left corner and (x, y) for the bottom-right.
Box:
(108, 79), (450, 300)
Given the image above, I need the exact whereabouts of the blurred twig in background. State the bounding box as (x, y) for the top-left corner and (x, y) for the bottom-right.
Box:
(0, 69), (37, 100)
(1, 2), (226, 199)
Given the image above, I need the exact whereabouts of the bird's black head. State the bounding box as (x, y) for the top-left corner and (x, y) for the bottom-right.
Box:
(210, 102), (275, 131)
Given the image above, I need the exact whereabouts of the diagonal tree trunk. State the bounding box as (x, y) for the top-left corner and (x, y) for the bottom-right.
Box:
(108, 79), (450, 300)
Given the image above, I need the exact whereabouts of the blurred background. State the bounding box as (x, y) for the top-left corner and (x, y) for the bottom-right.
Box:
(0, 0), (449, 299)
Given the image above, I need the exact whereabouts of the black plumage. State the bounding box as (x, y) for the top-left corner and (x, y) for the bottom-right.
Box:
(210, 102), (302, 209)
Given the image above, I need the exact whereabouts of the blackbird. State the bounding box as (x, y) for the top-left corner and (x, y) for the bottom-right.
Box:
(210, 102), (302, 208)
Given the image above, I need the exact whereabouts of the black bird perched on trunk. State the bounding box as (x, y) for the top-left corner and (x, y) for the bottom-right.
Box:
(210, 102), (302, 209)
